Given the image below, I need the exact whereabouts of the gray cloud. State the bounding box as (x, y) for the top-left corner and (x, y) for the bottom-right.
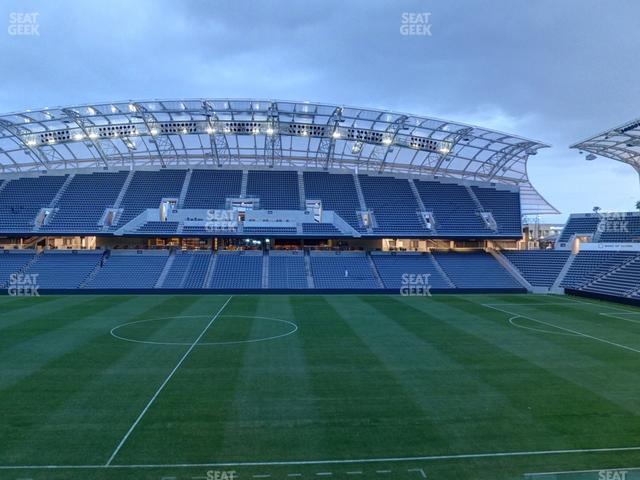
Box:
(0, 0), (638, 219)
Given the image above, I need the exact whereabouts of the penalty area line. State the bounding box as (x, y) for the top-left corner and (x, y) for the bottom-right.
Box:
(3, 445), (640, 470)
(105, 296), (233, 466)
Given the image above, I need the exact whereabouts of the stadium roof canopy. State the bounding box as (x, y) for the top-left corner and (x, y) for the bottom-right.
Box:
(571, 117), (640, 179)
(0, 98), (556, 214)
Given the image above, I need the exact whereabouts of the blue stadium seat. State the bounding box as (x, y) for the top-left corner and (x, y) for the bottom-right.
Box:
(502, 250), (570, 287)
(209, 251), (263, 289)
(358, 175), (426, 234)
(183, 170), (242, 209)
(0, 251), (37, 287)
(471, 186), (522, 236)
(24, 251), (102, 288)
(303, 172), (364, 231)
(310, 252), (379, 289)
(371, 253), (452, 289)
(558, 215), (601, 242)
(86, 253), (168, 288)
(0, 175), (68, 232)
(414, 180), (487, 235)
(42, 171), (128, 233)
(269, 251), (308, 289)
(433, 251), (521, 289)
(115, 170), (186, 227)
(247, 170), (299, 210)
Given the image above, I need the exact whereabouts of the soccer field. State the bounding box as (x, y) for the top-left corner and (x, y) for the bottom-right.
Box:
(1, 293), (640, 480)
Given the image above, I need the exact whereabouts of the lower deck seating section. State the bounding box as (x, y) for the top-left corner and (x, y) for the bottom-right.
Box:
(209, 251), (263, 289)
(560, 251), (640, 289)
(24, 251), (102, 288)
(116, 170), (186, 227)
(502, 250), (570, 287)
(42, 171), (128, 232)
(183, 169), (243, 209)
(247, 170), (300, 210)
(0, 251), (36, 287)
(162, 251), (211, 288)
(269, 251), (307, 289)
(582, 255), (640, 297)
(371, 253), (452, 289)
(303, 172), (363, 231)
(86, 252), (168, 288)
(358, 175), (426, 234)
(433, 251), (521, 289)
(471, 186), (522, 236)
(0, 175), (68, 231)
(414, 180), (487, 235)
(310, 252), (379, 289)
(558, 215), (601, 242)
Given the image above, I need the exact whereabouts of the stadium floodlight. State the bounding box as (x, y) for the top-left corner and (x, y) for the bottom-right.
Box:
(252, 127), (260, 135)
(89, 132), (98, 139)
(266, 127), (275, 136)
(332, 130), (341, 139)
(181, 128), (188, 134)
(382, 137), (392, 145)
(150, 128), (159, 136)
(26, 139), (36, 146)
(73, 133), (84, 141)
(206, 126), (216, 134)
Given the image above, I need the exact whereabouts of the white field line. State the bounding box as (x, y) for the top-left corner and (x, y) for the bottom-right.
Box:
(600, 312), (640, 325)
(483, 304), (640, 355)
(525, 465), (640, 477)
(508, 316), (578, 337)
(557, 295), (640, 314)
(3, 445), (640, 470)
(105, 296), (233, 466)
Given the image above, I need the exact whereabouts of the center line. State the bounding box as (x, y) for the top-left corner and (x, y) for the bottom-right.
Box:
(105, 296), (233, 466)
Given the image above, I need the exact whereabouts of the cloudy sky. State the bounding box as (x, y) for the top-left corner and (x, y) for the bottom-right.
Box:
(1, 0), (638, 221)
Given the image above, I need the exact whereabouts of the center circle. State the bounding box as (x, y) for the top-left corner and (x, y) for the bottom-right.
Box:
(110, 314), (298, 346)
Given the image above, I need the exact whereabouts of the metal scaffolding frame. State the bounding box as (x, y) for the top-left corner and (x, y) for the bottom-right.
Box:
(0, 98), (557, 214)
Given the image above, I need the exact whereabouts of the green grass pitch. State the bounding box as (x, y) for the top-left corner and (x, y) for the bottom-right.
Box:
(1, 293), (640, 480)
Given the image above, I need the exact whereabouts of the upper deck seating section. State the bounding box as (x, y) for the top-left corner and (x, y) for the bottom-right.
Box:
(42, 171), (129, 233)
(116, 170), (186, 227)
(303, 172), (363, 231)
(558, 215), (601, 243)
(358, 175), (426, 234)
(183, 169), (243, 209)
(247, 170), (300, 210)
(471, 186), (522, 236)
(414, 181), (487, 236)
(0, 175), (68, 232)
